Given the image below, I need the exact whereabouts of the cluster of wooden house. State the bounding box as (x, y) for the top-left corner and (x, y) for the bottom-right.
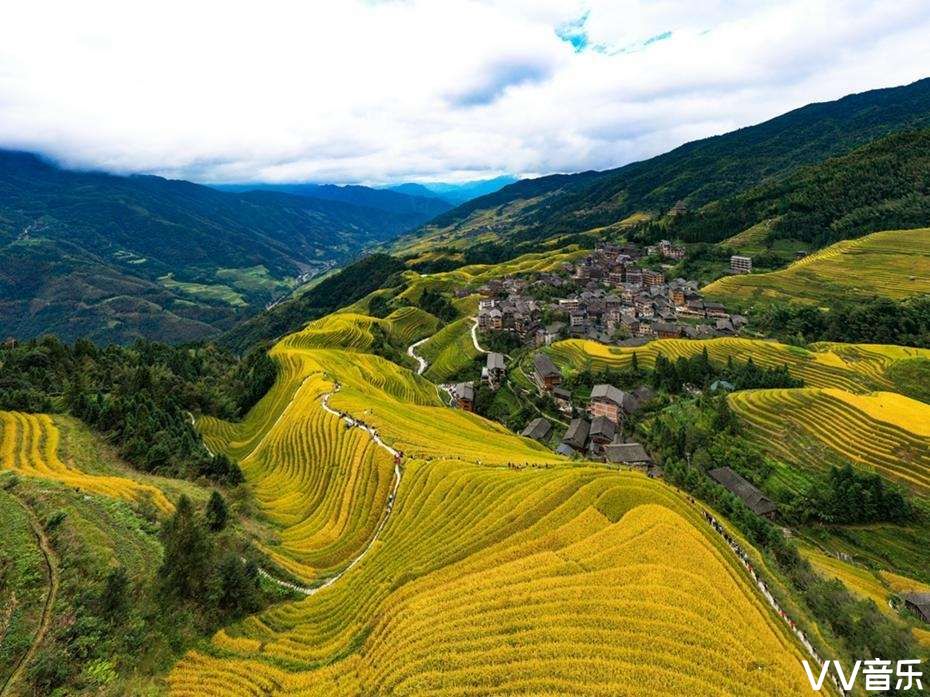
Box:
(475, 243), (746, 347)
(522, 354), (661, 470)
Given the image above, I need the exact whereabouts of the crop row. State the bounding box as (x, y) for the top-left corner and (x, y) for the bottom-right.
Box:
(0, 411), (172, 513)
(729, 388), (930, 496)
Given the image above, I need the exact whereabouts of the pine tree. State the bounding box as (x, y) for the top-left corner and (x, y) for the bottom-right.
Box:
(205, 491), (229, 532)
(159, 495), (212, 600)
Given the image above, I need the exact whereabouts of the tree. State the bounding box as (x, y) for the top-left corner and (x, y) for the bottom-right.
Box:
(215, 552), (260, 619)
(159, 495), (212, 600)
(205, 491), (229, 532)
(98, 567), (130, 622)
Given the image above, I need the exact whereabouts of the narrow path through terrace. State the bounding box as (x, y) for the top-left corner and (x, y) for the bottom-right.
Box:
(238, 381), (402, 596)
(698, 504), (846, 697)
(470, 317), (488, 354)
(406, 337), (430, 375)
(1, 495), (59, 697)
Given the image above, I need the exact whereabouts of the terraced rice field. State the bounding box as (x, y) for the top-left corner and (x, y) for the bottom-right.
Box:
(550, 337), (930, 393)
(799, 545), (893, 615)
(418, 316), (480, 383)
(704, 227), (930, 304)
(167, 308), (823, 695)
(0, 412), (172, 513)
(728, 388), (930, 496)
(277, 307), (438, 354)
(169, 463), (811, 696)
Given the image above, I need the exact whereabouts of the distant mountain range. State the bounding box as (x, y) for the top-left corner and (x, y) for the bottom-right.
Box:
(386, 176), (518, 205)
(0, 152), (444, 344)
(402, 77), (930, 255)
(5, 78), (930, 346)
(214, 182), (452, 218)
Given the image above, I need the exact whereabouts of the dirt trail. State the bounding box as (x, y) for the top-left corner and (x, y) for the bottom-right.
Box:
(1, 495), (59, 697)
(406, 337), (430, 375)
(240, 384), (402, 597)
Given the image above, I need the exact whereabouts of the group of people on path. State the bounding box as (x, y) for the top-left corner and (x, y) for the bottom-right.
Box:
(698, 505), (847, 696)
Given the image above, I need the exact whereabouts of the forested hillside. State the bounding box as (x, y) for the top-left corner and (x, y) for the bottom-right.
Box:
(0, 152), (434, 344)
(672, 129), (930, 246)
(405, 77), (930, 249)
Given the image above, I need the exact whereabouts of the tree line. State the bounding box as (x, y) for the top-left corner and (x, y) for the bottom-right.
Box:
(0, 336), (277, 482)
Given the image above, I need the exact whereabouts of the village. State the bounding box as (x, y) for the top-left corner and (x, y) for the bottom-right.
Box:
(473, 240), (749, 346)
(444, 239), (780, 518)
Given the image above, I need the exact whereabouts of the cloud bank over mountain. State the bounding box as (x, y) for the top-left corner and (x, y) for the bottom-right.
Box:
(2, 0), (929, 184)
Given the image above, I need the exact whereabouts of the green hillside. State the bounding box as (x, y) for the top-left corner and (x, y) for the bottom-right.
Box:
(399, 77), (930, 252)
(675, 129), (930, 247)
(0, 152), (437, 344)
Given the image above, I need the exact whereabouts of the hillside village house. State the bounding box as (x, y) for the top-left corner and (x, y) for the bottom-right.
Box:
(484, 352), (506, 389)
(588, 416), (617, 455)
(520, 417), (552, 443)
(604, 442), (653, 467)
(730, 255), (753, 274)
(453, 382), (475, 412)
(561, 418), (590, 454)
(533, 353), (562, 392)
(588, 384), (638, 425)
(708, 467), (777, 519)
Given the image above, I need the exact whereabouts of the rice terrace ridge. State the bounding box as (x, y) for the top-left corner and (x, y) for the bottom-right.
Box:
(2, 3), (930, 696)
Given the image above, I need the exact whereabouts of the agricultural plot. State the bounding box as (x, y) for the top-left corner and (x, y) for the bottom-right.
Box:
(728, 388), (930, 497)
(704, 228), (930, 305)
(167, 307), (826, 695)
(419, 316), (480, 383)
(550, 337), (930, 393)
(169, 464), (811, 696)
(0, 412), (172, 513)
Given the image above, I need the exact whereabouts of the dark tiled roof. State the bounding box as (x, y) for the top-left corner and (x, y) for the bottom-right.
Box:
(533, 353), (560, 378)
(589, 416), (616, 441)
(521, 417), (552, 442)
(604, 442), (652, 464)
(708, 467), (777, 516)
(561, 418), (590, 450)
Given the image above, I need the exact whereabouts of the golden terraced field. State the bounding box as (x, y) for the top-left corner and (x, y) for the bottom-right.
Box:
(169, 310), (820, 695)
(0, 411), (173, 513)
(704, 227), (930, 304)
(728, 388), (930, 496)
(549, 337), (930, 393)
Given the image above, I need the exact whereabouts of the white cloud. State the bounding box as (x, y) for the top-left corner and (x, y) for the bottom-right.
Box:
(0, 0), (928, 184)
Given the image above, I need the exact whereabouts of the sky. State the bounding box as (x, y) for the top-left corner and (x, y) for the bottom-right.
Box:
(1, 0), (929, 185)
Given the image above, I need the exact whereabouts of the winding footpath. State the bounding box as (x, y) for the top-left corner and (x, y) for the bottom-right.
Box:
(1, 495), (59, 697)
(470, 317), (488, 354)
(406, 337), (430, 375)
(243, 382), (403, 597)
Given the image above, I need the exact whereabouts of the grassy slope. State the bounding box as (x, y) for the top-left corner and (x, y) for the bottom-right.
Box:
(704, 228), (930, 305)
(0, 487), (48, 691)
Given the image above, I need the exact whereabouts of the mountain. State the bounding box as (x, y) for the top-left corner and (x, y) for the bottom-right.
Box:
(387, 175), (518, 205)
(0, 151), (428, 344)
(402, 77), (930, 252)
(672, 128), (930, 247)
(214, 182), (451, 218)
